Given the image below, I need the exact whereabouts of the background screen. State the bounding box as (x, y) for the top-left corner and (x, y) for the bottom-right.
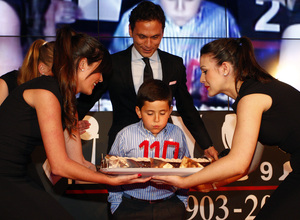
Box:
(1, 0), (299, 111)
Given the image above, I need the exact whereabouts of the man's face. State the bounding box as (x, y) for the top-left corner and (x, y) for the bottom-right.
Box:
(129, 20), (163, 58)
(159, 0), (202, 26)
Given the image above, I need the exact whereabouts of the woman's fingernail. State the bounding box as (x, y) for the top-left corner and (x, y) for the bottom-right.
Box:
(138, 174), (142, 177)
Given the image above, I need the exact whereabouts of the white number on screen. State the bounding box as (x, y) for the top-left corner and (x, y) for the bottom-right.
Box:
(187, 194), (271, 219)
(260, 161), (273, 181)
(187, 195), (229, 220)
(255, 1), (280, 32)
(186, 195), (198, 220)
(199, 196), (214, 219)
(216, 195), (229, 220)
(245, 195), (258, 220)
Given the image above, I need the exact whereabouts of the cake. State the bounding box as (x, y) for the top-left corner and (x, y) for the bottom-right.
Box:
(101, 155), (211, 169)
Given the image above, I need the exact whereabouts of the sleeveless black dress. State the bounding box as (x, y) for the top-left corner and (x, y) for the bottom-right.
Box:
(232, 78), (300, 219)
(0, 76), (73, 219)
(0, 70), (19, 94)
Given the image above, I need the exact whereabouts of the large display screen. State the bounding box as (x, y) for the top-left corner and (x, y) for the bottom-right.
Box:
(1, 0), (299, 111)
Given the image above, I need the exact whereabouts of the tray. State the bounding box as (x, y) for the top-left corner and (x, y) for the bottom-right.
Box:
(100, 167), (203, 177)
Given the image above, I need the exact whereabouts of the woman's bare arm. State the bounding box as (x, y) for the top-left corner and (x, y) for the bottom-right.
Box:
(24, 89), (150, 185)
(153, 94), (272, 189)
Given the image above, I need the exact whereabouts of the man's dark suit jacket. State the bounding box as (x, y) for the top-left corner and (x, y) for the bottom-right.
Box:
(77, 45), (213, 153)
(106, 46), (213, 152)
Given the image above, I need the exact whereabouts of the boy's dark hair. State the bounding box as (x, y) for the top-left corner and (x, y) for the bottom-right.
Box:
(137, 79), (172, 109)
(129, 1), (166, 31)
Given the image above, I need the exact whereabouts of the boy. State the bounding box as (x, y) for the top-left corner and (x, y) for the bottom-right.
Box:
(108, 79), (190, 220)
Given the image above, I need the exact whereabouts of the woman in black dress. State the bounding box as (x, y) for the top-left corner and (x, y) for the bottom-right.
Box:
(153, 36), (300, 219)
(0, 39), (53, 105)
(0, 26), (150, 219)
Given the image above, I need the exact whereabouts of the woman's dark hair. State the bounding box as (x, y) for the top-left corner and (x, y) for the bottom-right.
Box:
(200, 36), (273, 93)
(137, 79), (172, 109)
(98, 47), (112, 81)
(52, 26), (110, 135)
(129, 1), (165, 31)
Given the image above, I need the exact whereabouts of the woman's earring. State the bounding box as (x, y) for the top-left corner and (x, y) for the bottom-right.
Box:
(81, 69), (84, 72)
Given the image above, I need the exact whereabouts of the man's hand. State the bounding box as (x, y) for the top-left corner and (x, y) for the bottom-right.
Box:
(204, 146), (219, 161)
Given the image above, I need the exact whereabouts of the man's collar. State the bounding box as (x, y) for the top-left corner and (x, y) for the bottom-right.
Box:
(131, 46), (159, 62)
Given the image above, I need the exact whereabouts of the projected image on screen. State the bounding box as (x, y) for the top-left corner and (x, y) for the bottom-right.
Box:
(0, 0), (299, 111)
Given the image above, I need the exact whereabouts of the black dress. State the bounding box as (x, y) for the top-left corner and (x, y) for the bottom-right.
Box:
(0, 76), (73, 219)
(232, 78), (300, 219)
(0, 70), (19, 94)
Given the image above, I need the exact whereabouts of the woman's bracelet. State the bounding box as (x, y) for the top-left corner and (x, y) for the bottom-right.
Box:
(211, 183), (217, 190)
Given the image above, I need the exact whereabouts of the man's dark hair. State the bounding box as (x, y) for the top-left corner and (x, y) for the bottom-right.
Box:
(129, 1), (166, 31)
(137, 79), (172, 109)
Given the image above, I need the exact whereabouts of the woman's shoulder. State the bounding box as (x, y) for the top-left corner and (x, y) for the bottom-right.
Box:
(26, 75), (58, 88)
(0, 70), (19, 93)
(240, 78), (295, 96)
(232, 79), (273, 111)
(239, 78), (275, 94)
(0, 70), (19, 82)
(22, 76), (62, 101)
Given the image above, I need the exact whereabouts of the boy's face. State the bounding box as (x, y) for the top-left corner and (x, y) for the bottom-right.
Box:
(159, 0), (202, 27)
(136, 100), (173, 136)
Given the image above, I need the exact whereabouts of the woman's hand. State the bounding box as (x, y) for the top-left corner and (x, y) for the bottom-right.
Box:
(78, 120), (91, 135)
(191, 183), (216, 193)
(108, 174), (152, 186)
(151, 175), (187, 188)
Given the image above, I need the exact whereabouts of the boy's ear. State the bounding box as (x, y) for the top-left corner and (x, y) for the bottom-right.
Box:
(135, 106), (142, 119)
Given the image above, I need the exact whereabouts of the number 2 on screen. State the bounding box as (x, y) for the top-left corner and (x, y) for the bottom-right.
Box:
(255, 0), (280, 32)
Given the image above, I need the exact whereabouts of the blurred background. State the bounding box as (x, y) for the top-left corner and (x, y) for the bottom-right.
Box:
(1, 0), (299, 111)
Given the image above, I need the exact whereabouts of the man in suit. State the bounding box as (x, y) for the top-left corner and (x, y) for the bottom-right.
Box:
(106, 1), (218, 159)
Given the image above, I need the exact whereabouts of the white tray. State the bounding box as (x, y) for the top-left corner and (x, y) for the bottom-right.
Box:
(100, 168), (202, 177)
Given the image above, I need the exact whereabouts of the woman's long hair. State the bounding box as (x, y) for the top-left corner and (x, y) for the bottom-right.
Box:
(38, 41), (55, 72)
(18, 39), (54, 85)
(52, 26), (110, 135)
(18, 39), (45, 85)
(200, 36), (274, 93)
